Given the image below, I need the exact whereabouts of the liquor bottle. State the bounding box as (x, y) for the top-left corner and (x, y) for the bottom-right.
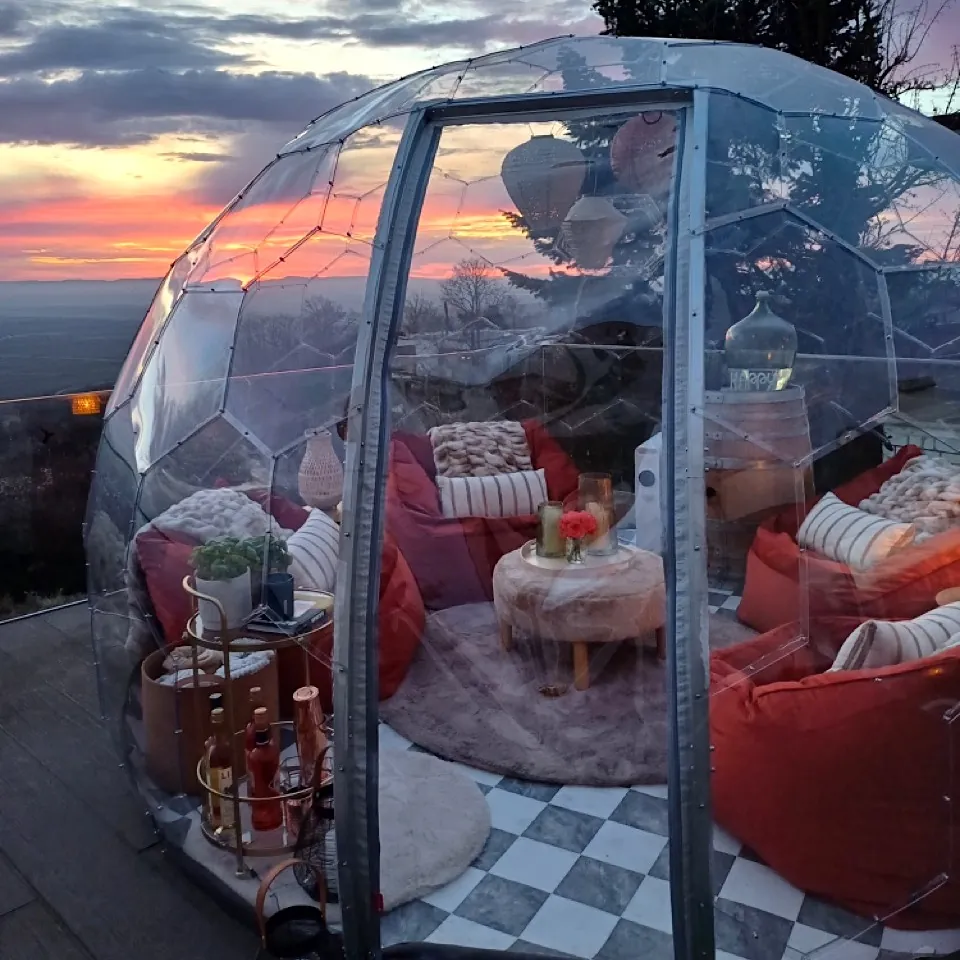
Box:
(724, 290), (797, 392)
(247, 725), (282, 831)
(244, 687), (265, 752)
(206, 708), (235, 833)
(293, 685), (328, 788)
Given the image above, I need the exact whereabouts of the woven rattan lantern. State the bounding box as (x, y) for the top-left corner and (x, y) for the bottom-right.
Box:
(610, 113), (677, 195)
(500, 135), (586, 233)
(298, 428), (344, 510)
(559, 196), (627, 270)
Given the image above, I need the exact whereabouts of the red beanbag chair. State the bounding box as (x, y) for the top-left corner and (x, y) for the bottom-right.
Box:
(711, 619), (960, 929)
(738, 445), (960, 631)
(135, 492), (424, 714)
(385, 420), (580, 610)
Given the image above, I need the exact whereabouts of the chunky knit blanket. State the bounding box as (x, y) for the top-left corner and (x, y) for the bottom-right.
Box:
(859, 455), (960, 541)
(429, 420), (533, 478)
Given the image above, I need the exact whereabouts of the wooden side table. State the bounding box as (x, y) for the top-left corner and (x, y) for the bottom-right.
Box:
(492, 543), (666, 691)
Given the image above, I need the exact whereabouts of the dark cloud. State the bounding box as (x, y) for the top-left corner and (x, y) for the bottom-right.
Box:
(0, 22), (239, 74)
(0, 68), (373, 146)
(0, 1), (26, 36)
(161, 150), (229, 163)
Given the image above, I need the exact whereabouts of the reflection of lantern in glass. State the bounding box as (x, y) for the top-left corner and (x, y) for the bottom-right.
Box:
(724, 291), (798, 392)
(610, 113), (677, 197)
(559, 197), (627, 270)
(500, 135), (586, 233)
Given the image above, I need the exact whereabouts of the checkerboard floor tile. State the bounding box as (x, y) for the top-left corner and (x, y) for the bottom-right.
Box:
(380, 591), (960, 959)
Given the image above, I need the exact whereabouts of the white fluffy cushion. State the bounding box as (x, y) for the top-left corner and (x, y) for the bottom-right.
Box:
(831, 602), (960, 671)
(288, 509), (339, 592)
(797, 492), (915, 570)
(437, 468), (548, 519)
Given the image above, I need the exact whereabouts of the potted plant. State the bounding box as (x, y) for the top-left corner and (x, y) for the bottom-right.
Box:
(243, 534), (292, 605)
(190, 537), (255, 630)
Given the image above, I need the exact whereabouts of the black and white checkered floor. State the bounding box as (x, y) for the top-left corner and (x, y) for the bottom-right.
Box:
(377, 725), (960, 960)
(378, 590), (960, 960)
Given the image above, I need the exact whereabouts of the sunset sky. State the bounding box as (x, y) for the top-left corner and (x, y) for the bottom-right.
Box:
(0, 0), (603, 281)
(0, 0), (956, 282)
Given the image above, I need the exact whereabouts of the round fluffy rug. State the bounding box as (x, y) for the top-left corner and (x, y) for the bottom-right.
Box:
(381, 602), (755, 786)
(378, 748), (490, 910)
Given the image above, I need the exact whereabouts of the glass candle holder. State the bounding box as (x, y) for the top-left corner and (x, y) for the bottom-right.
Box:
(536, 501), (566, 558)
(579, 473), (615, 556)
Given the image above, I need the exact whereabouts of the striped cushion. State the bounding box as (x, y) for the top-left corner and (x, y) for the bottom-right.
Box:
(831, 602), (960, 671)
(437, 468), (548, 519)
(797, 492), (914, 571)
(287, 509), (339, 593)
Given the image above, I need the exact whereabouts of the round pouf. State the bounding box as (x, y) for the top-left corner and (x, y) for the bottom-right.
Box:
(378, 749), (490, 910)
(493, 544), (666, 690)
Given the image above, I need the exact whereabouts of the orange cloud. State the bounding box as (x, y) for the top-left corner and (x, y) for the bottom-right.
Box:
(0, 192), (222, 280)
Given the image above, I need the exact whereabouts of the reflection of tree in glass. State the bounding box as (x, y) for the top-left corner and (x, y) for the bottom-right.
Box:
(403, 292), (446, 334)
(499, 47), (669, 336)
(440, 257), (507, 322)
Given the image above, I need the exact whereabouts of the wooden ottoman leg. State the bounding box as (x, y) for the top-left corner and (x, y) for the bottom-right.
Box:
(573, 642), (590, 691)
(499, 620), (513, 652)
(655, 626), (666, 661)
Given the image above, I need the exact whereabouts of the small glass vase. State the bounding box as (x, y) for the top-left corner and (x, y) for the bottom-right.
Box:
(567, 538), (585, 564)
(579, 472), (616, 556)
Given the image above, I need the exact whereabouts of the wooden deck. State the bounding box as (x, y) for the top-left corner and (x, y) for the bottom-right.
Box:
(0, 603), (259, 960)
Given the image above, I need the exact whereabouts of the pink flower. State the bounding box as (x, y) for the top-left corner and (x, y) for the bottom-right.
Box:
(559, 510), (598, 541)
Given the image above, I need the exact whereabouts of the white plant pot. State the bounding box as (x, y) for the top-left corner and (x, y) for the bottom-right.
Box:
(196, 568), (253, 631)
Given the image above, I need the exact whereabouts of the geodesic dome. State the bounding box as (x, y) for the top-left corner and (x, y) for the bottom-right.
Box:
(86, 35), (960, 960)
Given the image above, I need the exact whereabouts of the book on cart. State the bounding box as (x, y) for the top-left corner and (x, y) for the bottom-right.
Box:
(244, 601), (329, 637)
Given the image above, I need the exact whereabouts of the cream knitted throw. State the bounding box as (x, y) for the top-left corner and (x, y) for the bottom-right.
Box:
(859, 454), (960, 541)
(429, 421), (533, 478)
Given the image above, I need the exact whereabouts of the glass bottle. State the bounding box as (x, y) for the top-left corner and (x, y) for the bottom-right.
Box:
(247, 726), (282, 831)
(244, 687), (264, 752)
(724, 290), (797, 392)
(293, 685), (328, 788)
(206, 708), (235, 833)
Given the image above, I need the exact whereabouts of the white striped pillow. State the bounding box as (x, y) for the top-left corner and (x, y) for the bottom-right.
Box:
(797, 492), (914, 571)
(830, 602), (960, 671)
(287, 509), (339, 593)
(437, 468), (548, 519)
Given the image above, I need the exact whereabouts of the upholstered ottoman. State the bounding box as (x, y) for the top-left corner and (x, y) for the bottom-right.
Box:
(492, 544), (666, 690)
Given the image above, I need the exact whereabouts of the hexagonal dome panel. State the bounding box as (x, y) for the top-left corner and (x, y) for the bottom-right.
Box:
(705, 209), (893, 452)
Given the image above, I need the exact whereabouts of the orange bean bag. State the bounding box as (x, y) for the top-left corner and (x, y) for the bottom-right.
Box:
(737, 445), (960, 632)
(711, 619), (960, 929)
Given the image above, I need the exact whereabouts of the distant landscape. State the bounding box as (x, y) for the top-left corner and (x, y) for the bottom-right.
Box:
(0, 279), (159, 401)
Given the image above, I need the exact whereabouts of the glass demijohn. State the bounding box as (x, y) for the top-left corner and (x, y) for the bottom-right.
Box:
(724, 290), (798, 391)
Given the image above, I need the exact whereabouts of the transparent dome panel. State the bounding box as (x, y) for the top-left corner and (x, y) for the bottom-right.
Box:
(187, 148), (338, 289)
(107, 246), (203, 415)
(131, 288), (243, 473)
(280, 69), (437, 155)
(223, 128), (395, 456)
(705, 93), (785, 222)
(379, 102), (677, 954)
(882, 97), (960, 181)
(705, 209), (894, 453)
(665, 42), (884, 119)
(780, 113), (960, 265)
